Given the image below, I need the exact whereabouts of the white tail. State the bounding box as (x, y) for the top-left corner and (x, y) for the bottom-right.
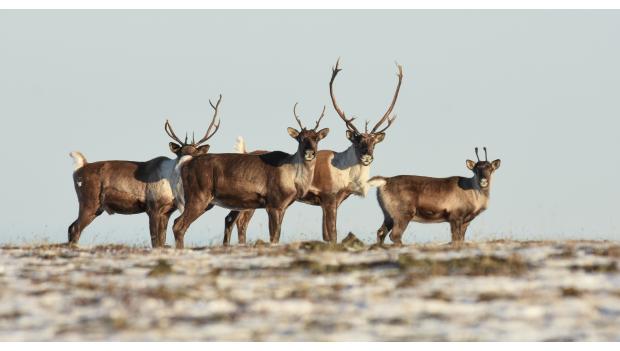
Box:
(367, 176), (387, 187)
(69, 151), (87, 171)
(234, 136), (247, 154)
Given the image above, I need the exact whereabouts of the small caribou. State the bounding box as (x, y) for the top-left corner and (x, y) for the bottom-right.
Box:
(368, 147), (501, 244)
(225, 59), (403, 244)
(68, 95), (222, 247)
(172, 104), (329, 249)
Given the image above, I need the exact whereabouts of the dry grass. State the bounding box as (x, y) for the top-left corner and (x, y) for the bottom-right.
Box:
(1, 237), (619, 341)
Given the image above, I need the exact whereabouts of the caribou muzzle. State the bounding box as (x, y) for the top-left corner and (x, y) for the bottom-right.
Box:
(361, 154), (374, 166)
(479, 178), (489, 188)
(304, 149), (316, 161)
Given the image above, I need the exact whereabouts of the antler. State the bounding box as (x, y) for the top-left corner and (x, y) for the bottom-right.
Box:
(475, 147), (480, 162)
(329, 58), (360, 134)
(483, 146), (488, 161)
(195, 94), (222, 146)
(293, 103), (326, 131)
(313, 105), (326, 130)
(373, 115), (397, 134)
(292, 102), (305, 129)
(371, 62), (403, 133)
(164, 119), (184, 145)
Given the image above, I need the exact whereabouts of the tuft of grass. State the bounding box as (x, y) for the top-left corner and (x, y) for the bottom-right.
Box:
(425, 290), (453, 302)
(397, 253), (528, 277)
(253, 239), (268, 248)
(561, 287), (583, 297)
(147, 259), (173, 277)
(588, 246), (620, 258)
(569, 262), (617, 273)
(341, 233), (365, 251)
(143, 285), (188, 301)
(477, 292), (516, 302)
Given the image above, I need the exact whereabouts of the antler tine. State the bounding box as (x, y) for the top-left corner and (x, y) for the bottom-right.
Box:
(196, 94), (223, 146)
(475, 147), (480, 162)
(329, 58), (360, 134)
(365, 120), (370, 133)
(164, 119), (185, 145)
(371, 62), (403, 133)
(313, 105), (327, 130)
(292, 102), (306, 129)
(483, 146), (488, 161)
(374, 115), (397, 134)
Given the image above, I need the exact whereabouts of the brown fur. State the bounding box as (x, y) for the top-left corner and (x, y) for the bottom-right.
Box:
(173, 122), (329, 249)
(225, 59), (402, 244)
(370, 153), (501, 244)
(69, 157), (177, 247)
(68, 96), (222, 248)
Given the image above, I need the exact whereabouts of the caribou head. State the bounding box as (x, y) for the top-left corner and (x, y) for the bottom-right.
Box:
(329, 59), (403, 166)
(165, 95), (222, 157)
(287, 102), (330, 161)
(466, 147), (501, 188)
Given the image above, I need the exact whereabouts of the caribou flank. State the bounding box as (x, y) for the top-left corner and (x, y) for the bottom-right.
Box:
(68, 95), (222, 248)
(368, 147), (501, 244)
(172, 103), (329, 249)
(226, 59), (403, 244)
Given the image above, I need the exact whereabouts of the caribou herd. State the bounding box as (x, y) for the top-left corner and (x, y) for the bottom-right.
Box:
(69, 59), (501, 248)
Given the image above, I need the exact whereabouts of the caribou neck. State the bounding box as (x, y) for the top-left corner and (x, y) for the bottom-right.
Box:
(332, 144), (363, 169)
(289, 149), (317, 197)
(458, 176), (491, 198)
(333, 145), (371, 196)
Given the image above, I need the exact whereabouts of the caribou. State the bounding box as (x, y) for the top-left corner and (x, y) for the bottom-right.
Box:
(368, 147), (501, 244)
(224, 59), (403, 244)
(68, 95), (222, 248)
(171, 103), (329, 249)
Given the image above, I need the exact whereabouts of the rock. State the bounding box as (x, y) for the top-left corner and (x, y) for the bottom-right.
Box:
(253, 239), (268, 248)
(341, 233), (365, 251)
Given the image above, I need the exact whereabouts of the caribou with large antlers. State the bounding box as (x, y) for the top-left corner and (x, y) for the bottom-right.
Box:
(225, 59), (403, 244)
(368, 147), (501, 244)
(68, 95), (222, 248)
(172, 103), (329, 248)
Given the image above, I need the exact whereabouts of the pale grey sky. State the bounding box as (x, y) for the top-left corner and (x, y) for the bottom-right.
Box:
(1, 10), (619, 246)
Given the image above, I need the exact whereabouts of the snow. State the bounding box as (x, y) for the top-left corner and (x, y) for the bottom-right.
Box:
(0, 240), (619, 341)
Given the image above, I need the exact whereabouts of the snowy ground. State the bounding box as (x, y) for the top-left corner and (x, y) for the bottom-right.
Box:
(1, 237), (619, 341)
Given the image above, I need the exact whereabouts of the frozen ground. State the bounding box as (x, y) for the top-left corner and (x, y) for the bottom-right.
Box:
(0, 236), (619, 341)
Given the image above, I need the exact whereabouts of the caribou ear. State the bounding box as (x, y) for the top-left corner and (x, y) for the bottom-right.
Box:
(317, 128), (330, 140)
(196, 144), (211, 156)
(466, 160), (476, 170)
(346, 130), (355, 141)
(287, 127), (300, 139)
(491, 159), (501, 170)
(169, 142), (182, 154)
(374, 132), (386, 143)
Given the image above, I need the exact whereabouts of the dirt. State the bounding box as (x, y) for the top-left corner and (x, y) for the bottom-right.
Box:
(0, 238), (619, 341)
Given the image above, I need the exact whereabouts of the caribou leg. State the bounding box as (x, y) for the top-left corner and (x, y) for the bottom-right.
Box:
(320, 205), (330, 242)
(266, 208), (285, 244)
(158, 210), (174, 247)
(376, 215), (394, 244)
(388, 218), (410, 246)
(223, 211), (241, 246)
(450, 218), (465, 243)
(147, 212), (161, 248)
(68, 205), (100, 245)
(147, 203), (174, 248)
(322, 200), (338, 243)
(235, 209), (255, 245)
(458, 221), (471, 242)
(172, 200), (210, 249)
